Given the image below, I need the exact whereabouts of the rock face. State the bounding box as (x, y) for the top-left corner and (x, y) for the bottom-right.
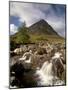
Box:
(29, 19), (59, 36)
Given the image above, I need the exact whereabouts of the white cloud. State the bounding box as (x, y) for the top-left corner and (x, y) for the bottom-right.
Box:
(10, 2), (46, 26)
(10, 24), (18, 35)
(10, 2), (65, 37)
(45, 16), (65, 37)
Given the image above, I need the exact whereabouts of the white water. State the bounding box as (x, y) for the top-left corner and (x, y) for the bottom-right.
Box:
(36, 61), (54, 86)
(24, 56), (31, 63)
(41, 61), (53, 76)
(52, 52), (62, 59)
(19, 50), (32, 63)
(36, 60), (65, 86)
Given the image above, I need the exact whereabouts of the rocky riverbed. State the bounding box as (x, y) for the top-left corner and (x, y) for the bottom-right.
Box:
(10, 42), (66, 88)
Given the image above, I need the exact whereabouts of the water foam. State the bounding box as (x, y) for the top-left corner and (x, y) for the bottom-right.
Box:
(36, 61), (64, 86)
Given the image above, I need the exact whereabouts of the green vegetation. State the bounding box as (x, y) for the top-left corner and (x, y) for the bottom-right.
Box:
(29, 34), (64, 44)
(15, 27), (30, 44)
(10, 26), (30, 50)
(10, 20), (65, 50)
(10, 39), (17, 51)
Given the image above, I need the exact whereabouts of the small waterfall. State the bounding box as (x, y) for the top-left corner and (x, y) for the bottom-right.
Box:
(36, 60), (65, 86)
(41, 61), (53, 76)
(36, 61), (54, 86)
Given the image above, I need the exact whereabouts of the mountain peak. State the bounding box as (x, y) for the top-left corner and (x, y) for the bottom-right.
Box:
(38, 19), (46, 22)
(35, 19), (48, 25)
(29, 19), (59, 36)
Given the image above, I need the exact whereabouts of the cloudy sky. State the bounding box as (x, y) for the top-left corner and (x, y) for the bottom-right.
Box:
(9, 2), (66, 37)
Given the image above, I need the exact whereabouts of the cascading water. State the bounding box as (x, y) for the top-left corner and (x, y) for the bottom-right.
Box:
(41, 61), (53, 76)
(36, 52), (65, 86)
(36, 61), (55, 86)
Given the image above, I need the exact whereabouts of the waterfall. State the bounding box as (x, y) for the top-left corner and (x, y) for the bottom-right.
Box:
(36, 61), (54, 86)
(36, 60), (65, 86)
(41, 61), (53, 76)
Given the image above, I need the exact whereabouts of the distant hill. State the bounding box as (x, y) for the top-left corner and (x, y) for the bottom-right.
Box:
(10, 19), (64, 49)
(28, 19), (59, 36)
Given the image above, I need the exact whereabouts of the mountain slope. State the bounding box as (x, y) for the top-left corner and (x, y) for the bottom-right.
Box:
(29, 19), (59, 36)
(10, 19), (64, 46)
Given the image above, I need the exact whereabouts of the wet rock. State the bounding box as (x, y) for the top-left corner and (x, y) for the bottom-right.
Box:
(10, 42), (66, 87)
(35, 47), (47, 55)
(10, 62), (37, 88)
